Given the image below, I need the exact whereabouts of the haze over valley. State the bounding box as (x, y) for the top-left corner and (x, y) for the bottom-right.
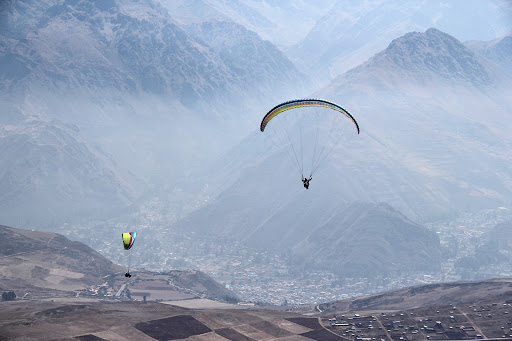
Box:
(1, 0), (512, 318)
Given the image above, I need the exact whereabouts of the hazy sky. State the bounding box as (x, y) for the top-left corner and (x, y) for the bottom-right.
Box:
(428, 0), (512, 41)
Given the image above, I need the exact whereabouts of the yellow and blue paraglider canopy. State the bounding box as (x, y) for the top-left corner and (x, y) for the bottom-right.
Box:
(260, 98), (359, 133)
(259, 98), (359, 185)
(122, 232), (136, 250)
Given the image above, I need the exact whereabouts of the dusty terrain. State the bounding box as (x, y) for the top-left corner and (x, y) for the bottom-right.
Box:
(2, 225), (512, 340)
(318, 278), (512, 313)
(0, 300), (332, 340)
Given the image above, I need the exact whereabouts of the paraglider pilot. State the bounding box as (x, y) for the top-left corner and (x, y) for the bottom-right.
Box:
(302, 176), (312, 189)
(125, 272), (132, 278)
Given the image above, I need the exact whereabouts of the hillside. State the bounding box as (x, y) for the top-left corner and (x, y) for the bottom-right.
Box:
(0, 116), (138, 228)
(454, 219), (512, 272)
(466, 32), (512, 70)
(2, 277), (512, 340)
(175, 198), (441, 279)
(318, 28), (512, 220)
(0, 224), (123, 296)
(0, 224), (511, 340)
(0, 224), (238, 303)
(319, 277), (512, 313)
(290, 202), (441, 277)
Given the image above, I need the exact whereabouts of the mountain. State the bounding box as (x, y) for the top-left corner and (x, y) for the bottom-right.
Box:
(0, 0), (307, 121)
(0, 0), (241, 109)
(175, 197), (441, 278)
(0, 0), (312, 226)
(171, 28), (512, 280)
(290, 203), (441, 277)
(161, 0), (337, 48)
(318, 28), (512, 219)
(466, 32), (512, 70)
(183, 20), (309, 99)
(331, 28), (494, 89)
(288, 0), (512, 82)
(0, 116), (138, 227)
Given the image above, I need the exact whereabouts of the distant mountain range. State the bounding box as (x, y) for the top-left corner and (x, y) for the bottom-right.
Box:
(287, 0), (512, 82)
(317, 27), (512, 220)
(161, 0), (337, 48)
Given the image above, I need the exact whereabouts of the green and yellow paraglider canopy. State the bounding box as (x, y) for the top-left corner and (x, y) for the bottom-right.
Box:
(122, 232), (136, 250)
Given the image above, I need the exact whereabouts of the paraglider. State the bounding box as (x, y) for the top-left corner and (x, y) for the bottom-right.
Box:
(261, 99), (359, 188)
(302, 176), (312, 189)
(122, 232), (136, 278)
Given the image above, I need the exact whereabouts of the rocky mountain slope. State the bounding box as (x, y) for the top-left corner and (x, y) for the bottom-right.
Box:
(290, 202), (441, 277)
(184, 20), (308, 99)
(0, 0), (237, 107)
(0, 0), (309, 227)
(175, 199), (442, 278)
(466, 32), (512, 70)
(318, 28), (512, 219)
(0, 224), (123, 295)
(288, 0), (512, 82)
(0, 116), (138, 227)
(0, 0), (306, 121)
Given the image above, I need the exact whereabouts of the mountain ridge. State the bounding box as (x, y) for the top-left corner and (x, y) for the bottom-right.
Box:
(333, 28), (492, 91)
